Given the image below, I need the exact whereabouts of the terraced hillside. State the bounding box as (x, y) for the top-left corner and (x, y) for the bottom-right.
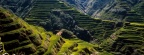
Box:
(60, 0), (114, 16)
(25, 0), (123, 42)
(0, 0), (126, 43)
(98, 0), (143, 21)
(0, 7), (98, 55)
(111, 23), (144, 55)
(63, 0), (143, 21)
(99, 22), (144, 55)
(111, 2), (144, 54)
(0, 0), (144, 55)
(99, 1), (144, 55)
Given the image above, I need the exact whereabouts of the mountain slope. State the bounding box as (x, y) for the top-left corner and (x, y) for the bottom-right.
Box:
(24, 0), (123, 43)
(61, 0), (114, 17)
(63, 0), (143, 21)
(62, 0), (144, 54)
(99, 1), (144, 55)
(111, 2), (144, 54)
(0, 0), (35, 18)
(0, 0), (124, 43)
(0, 7), (98, 55)
(0, 0), (144, 55)
(98, 0), (143, 21)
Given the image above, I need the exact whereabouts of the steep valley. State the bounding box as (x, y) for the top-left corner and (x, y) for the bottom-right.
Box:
(60, 0), (114, 17)
(0, 0), (144, 55)
(62, 0), (143, 21)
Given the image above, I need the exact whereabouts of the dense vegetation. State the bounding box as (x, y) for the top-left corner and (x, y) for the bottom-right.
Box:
(0, 7), (98, 55)
(0, 0), (144, 55)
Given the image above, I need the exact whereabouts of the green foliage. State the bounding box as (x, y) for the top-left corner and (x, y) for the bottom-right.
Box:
(0, 7), (98, 55)
(1, 0), (144, 55)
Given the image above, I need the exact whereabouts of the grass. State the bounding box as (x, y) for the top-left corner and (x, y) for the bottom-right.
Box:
(58, 38), (99, 55)
(44, 33), (61, 55)
(110, 20), (144, 54)
(0, 7), (49, 54)
(57, 39), (75, 55)
(130, 22), (144, 26)
(71, 39), (97, 55)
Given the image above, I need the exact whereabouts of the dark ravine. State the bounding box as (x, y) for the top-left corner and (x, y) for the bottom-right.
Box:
(62, 0), (143, 20)
(61, 0), (114, 17)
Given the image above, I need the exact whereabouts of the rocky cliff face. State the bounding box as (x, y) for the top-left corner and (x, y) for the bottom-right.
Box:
(61, 0), (114, 16)
(62, 0), (143, 20)
(0, 0), (35, 18)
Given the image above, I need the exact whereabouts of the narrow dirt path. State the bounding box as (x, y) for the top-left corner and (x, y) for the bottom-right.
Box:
(56, 29), (65, 36)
